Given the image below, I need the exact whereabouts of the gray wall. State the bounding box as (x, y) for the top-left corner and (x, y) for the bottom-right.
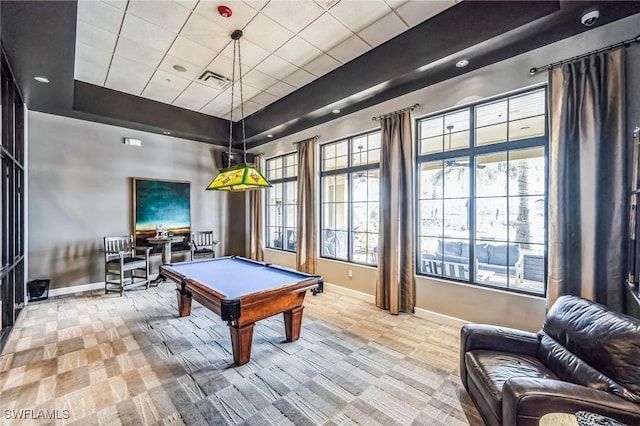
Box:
(27, 111), (241, 290)
(260, 14), (640, 329)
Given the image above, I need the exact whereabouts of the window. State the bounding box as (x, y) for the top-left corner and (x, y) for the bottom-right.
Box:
(320, 131), (380, 265)
(265, 153), (297, 252)
(417, 88), (548, 295)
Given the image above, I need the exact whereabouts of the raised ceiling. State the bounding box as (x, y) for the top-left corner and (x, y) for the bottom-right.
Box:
(3, 1), (640, 148)
(75, 0), (458, 120)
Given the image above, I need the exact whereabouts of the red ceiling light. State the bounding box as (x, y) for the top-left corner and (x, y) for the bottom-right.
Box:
(218, 5), (232, 18)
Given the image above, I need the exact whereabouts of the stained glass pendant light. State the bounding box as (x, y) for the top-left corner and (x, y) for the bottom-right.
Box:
(206, 30), (271, 191)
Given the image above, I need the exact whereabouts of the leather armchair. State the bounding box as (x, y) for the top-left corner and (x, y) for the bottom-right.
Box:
(460, 296), (640, 426)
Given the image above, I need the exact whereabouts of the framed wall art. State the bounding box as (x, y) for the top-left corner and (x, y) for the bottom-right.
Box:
(132, 178), (191, 253)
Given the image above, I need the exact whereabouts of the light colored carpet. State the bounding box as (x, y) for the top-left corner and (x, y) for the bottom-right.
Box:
(1, 282), (484, 425)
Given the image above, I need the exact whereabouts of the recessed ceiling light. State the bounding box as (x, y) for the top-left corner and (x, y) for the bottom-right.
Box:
(163, 131), (171, 135)
(332, 109), (341, 114)
(173, 65), (187, 73)
(34, 76), (50, 83)
(267, 134), (273, 138)
(456, 59), (469, 68)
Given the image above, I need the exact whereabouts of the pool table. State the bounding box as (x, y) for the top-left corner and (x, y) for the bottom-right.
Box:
(159, 256), (323, 365)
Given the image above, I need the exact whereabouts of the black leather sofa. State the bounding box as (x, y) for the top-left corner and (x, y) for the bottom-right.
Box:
(460, 295), (640, 426)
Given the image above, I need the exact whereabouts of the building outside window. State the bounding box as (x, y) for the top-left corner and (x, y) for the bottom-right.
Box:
(265, 153), (297, 252)
(320, 131), (381, 265)
(416, 88), (548, 295)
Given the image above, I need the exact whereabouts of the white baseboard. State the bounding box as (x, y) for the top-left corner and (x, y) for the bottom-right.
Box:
(324, 282), (467, 328)
(414, 307), (468, 328)
(324, 282), (375, 303)
(46, 282), (105, 298)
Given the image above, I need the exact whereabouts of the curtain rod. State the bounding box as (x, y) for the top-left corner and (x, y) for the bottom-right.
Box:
(292, 135), (319, 145)
(372, 104), (420, 121)
(529, 33), (640, 75)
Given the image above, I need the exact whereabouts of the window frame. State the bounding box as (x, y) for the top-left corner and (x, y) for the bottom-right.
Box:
(265, 152), (298, 253)
(320, 130), (381, 266)
(415, 87), (549, 297)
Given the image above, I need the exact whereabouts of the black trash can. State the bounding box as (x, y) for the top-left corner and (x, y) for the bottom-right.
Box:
(27, 279), (50, 302)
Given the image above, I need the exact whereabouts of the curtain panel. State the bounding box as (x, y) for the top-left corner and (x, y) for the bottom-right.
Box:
(376, 111), (415, 314)
(296, 139), (316, 274)
(548, 49), (627, 311)
(249, 154), (264, 261)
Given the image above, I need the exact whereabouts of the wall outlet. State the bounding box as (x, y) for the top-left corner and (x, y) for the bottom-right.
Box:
(348, 269), (353, 278)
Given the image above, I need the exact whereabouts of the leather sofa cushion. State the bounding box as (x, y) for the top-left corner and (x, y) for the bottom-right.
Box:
(465, 350), (559, 422)
(543, 296), (640, 403)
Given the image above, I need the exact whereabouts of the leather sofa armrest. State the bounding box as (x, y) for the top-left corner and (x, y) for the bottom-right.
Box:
(461, 324), (539, 354)
(460, 324), (539, 390)
(502, 377), (640, 426)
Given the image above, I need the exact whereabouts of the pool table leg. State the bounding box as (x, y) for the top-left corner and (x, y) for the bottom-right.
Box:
(229, 323), (254, 366)
(283, 306), (304, 342)
(176, 289), (192, 317)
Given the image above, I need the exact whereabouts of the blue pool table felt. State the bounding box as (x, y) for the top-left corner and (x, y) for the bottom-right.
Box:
(165, 257), (314, 299)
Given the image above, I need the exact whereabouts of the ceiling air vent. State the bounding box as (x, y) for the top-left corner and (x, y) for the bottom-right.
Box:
(198, 70), (232, 91)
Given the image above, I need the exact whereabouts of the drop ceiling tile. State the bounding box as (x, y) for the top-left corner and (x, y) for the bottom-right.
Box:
(110, 55), (156, 82)
(173, 82), (223, 111)
(255, 55), (298, 80)
(181, 13), (230, 53)
(115, 36), (165, 69)
(206, 55), (236, 81)
(243, 69), (278, 91)
(395, 0), (455, 27)
(200, 93), (231, 117)
(261, 1), (324, 33)
(282, 68), (316, 88)
(328, 35), (370, 64)
(265, 81), (296, 98)
(299, 13), (351, 52)
(76, 21), (118, 53)
(148, 69), (192, 92)
(142, 81), (184, 104)
(75, 42), (112, 70)
(77, 1), (124, 34)
(330, 0), (391, 33)
(220, 39), (270, 69)
(358, 11), (408, 47)
(275, 36), (322, 68)
(303, 53), (341, 77)
(175, 0), (199, 11)
(313, 0), (340, 11)
(232, 100), (262, 117)
(243, 14), (294, 53)
(244, 1), (269, 12)
(103, 0), (128, 10)
(194, 0), (258, 33)
(120, 14), (177, 52)
(385, 0), (409, 8)
(168, 36), (217, 68)
(158, 55), (203, 81)
(250, 91), (279, 107)
(105, 69), (149, 96)
(75, 60), (109, 86)
(126, 0), (191, 34)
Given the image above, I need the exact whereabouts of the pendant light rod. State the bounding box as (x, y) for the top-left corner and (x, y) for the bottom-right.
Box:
(206, 29), (271, 191)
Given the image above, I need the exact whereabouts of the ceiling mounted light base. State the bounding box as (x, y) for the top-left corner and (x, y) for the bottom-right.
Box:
(206, 163), (271, 191)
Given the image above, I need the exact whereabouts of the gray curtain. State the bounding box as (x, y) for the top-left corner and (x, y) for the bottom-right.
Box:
(296, 139), (316, 274)
(249, 154), (264, 261)
(548, 49), (627, 311)
(376, 111), (415, 314)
